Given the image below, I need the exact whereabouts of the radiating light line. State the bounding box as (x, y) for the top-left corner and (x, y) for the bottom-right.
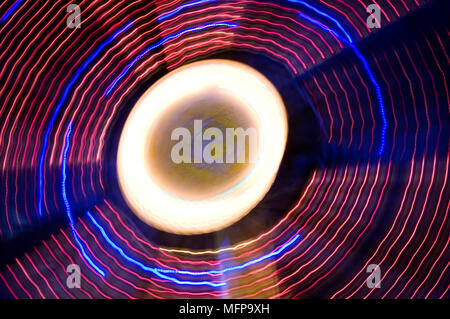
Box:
(289, 0), (387, 155)
(157, 0), (217, 22)
(38, 21), (134, 218)
(174, 234), (301, 276)
(1, 0), (23, 23)
(288, 0), (353, 43)
(61, 122), (106, 277)
(104, 22), (238, 96)
(86, 211), (226, 287)
(87, 211), (301, 276)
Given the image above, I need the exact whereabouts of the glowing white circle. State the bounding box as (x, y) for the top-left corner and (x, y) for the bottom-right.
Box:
(117, 60), (287, 235)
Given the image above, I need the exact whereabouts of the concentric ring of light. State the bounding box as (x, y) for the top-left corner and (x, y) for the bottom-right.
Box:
(117, 60), (288, 235)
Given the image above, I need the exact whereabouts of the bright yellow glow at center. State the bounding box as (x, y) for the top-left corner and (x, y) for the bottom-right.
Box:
(117, 60), (288, 235)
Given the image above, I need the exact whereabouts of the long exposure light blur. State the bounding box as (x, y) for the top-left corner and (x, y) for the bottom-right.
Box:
(117, 60), (288, 234)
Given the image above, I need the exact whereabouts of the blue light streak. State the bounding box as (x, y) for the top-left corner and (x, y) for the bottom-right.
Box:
(289, 0), (353, 43)
(289, 1), (387, 156)
(104, 21), (238, 96)
(38, 21), (134, 218)
(174, 234), (301, 276)
(157, 0), (217, 22)
(1, 0), (23, 23)
(62, 122), (106, 277)
(86, 211), (225, 287)
(87, 211), (301, 283)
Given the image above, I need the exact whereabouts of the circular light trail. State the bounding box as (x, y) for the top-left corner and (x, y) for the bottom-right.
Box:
(117, 59), (288, 234)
